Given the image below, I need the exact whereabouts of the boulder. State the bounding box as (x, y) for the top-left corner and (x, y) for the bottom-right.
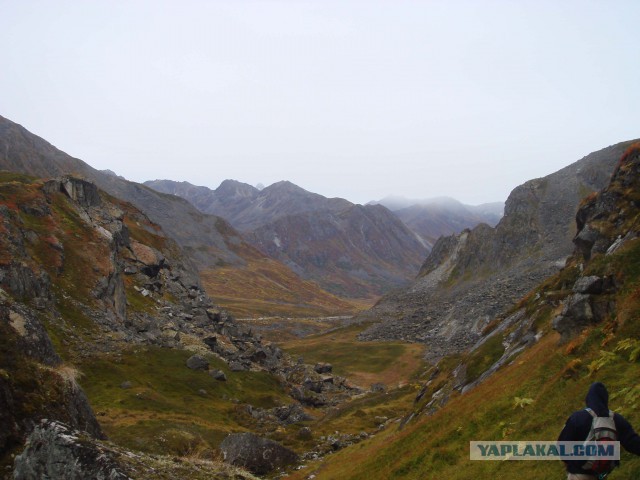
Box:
(219, 432), (298, 475)
(553, 293), (596, 342)
(562, 293), (594, 322)
(13, 420), (128, 480)
(210, 369), (227, 382)
(371, 383), (387, 393)
(314, 362), (332, 374)
(272, 403), (313, 425)
(130, 241), (164, 277)
(573, 276), (603, 294)
(574, 226), (600, 261)
(229, 361), (246, 372)
(186, 354), (209, 371)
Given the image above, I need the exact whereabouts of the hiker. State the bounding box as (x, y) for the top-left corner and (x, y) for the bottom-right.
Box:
(558, 382), (640, 479)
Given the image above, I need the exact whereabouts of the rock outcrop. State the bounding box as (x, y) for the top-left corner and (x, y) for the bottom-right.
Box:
(553, 142), (640, 341)
(0, 302), (103, 461)
(13, 420), (260, 480)
(13, 420), (128, 480)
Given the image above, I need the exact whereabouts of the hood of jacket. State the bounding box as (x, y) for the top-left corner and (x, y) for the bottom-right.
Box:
(585, 382), (609, 416)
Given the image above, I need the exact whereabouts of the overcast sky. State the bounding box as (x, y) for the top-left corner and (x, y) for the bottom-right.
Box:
(1, 1), (638, 205)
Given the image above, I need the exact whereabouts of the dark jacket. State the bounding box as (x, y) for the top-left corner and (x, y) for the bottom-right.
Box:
(558, 382), (640, 475)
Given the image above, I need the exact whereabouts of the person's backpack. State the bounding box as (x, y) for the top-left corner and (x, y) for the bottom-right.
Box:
(582, 408), (619, 477)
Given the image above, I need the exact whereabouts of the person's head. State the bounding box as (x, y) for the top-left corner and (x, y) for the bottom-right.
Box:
(585, 382), (609, 415)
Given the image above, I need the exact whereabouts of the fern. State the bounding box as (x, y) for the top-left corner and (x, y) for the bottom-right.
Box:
(513, 397), (534, 409)
(587, 350), (617, 376)
(615, 338), (640, 362)
(611, 385), (640, 412)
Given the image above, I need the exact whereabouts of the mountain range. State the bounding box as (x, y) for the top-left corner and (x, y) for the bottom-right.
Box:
(145, 179), (428, 298)
(144, 180), (503, 297)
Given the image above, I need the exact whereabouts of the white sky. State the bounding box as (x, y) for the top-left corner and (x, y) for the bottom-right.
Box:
(1, 1), (638, 205)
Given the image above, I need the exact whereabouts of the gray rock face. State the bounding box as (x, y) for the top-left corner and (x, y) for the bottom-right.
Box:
(553, 146), (640, 342)
(219, 432), (298, 475)
(573, 276), (603, 294)
(46, 177), (102, 208)
(13, 420), (129, 480)
(552, 294), (596, 342)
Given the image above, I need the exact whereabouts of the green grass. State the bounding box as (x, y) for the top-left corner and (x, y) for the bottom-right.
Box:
(280, 322), (426, 389)
(78, 346), (291, 456)
(0, 171), (37, 184)
(465, 334), (505, 383)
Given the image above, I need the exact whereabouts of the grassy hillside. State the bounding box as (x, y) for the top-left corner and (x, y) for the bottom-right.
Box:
(79, 346), (291, 456)
(280, 322), (426, 389)
(200, 243), (367, 318)
(286, 147), (640, 479)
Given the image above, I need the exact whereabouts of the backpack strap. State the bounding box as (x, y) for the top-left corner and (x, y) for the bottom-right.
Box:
(585, 408), (597, 418)
(609, 410), (614, 419)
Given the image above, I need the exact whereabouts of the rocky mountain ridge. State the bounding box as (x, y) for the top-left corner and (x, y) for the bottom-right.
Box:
(359, 139), (639, 360)
(146, 179), (428, 298)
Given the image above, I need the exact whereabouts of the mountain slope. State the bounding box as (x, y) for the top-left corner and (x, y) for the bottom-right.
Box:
(360, 139), (638, 359)
(287, 144), (640, 480)
(247, 204), (427, 297)
(147, 179), (428, 298)
(0, 115), (356, 317)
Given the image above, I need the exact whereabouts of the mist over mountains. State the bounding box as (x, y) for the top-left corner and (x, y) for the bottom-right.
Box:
(371, 195), (504, 248)
(0, 115), (358, 316)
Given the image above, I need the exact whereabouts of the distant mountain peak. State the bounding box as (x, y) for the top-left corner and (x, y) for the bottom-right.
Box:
(216, 179), (259, 197)
(262, 180), (311, 195)
(101, 169), (125, 180)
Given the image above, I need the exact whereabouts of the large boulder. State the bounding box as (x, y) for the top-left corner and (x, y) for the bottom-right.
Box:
(572, 276), (603, 294)
(220, 432), (298, 475)
(186, 354), (209, 371)
(13, 420), (128, 480)
(552, 293), (595, 342)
